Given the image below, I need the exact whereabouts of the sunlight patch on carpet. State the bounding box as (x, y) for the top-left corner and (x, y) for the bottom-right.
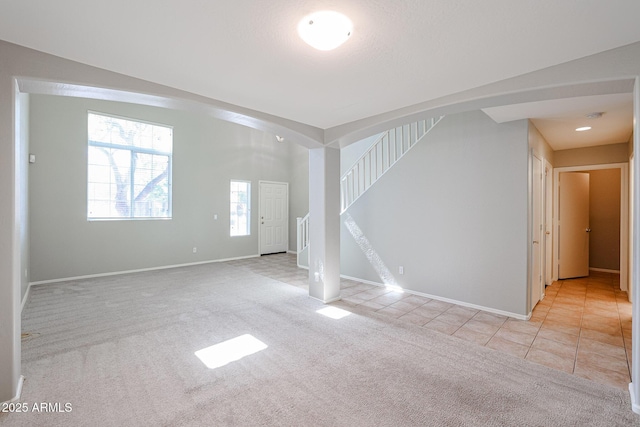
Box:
(317, 306), (351, 319)
(195, 334), (268, 369)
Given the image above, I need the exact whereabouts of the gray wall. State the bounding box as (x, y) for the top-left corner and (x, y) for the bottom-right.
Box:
(340, 110), (530, 316)
(528, 121), (555, 166)
(589, 169), (621, 271)
(29, 95), (306, 282)
(554, 142), (629, 167)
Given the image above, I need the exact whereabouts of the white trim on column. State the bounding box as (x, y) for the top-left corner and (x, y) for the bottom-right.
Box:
(630, 76), (640, 414)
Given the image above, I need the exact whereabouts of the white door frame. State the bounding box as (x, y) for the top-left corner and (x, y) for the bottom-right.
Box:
(630, 152), (635, 302)
(553, 163), (629, 291)
(258, 180), (289, 255)
(544, 159), (554, 286)
(531, 153), (544, 309)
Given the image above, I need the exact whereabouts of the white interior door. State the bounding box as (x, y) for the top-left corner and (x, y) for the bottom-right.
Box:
(559, 172), (590, 279)
(531, 155), (543, 308)
(259, 181), (288, 255)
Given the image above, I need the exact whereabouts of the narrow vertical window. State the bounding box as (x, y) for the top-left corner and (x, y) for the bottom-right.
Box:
(230, 180), (251, 236)
(87, 112), (172, 219)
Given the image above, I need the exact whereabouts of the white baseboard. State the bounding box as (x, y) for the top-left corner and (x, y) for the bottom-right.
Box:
(340, 274), (383, 288)
(339, 275), (529, 320)
(32, 256), (529, 321)
(1, 375), (24, 405)
(21, 283), (31, 313)
(12, 376), (24, 403)
(29, 254), (260, 286)
(630, 383), (640, 414)
(311, 295), (342, 304)
(589, 267), (621, 274)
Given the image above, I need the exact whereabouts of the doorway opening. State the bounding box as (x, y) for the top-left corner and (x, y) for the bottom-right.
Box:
(530, 162), (633, 387)
(553, 163), (629, 294)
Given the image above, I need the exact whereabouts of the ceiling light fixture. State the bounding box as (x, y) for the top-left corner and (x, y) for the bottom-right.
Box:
(298, 11), (352, 51)
(575, 126), (592, 132)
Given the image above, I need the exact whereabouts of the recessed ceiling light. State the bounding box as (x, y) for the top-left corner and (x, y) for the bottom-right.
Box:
(575, 126), (592, 132)
(298, 11), (352, 51)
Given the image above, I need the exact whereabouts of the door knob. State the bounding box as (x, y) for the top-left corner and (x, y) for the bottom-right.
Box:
(586, 228), (591, 232)
(533, 240), (539, 244)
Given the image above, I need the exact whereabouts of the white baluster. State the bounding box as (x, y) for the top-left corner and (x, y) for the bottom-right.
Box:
(338, 116), (444, 213)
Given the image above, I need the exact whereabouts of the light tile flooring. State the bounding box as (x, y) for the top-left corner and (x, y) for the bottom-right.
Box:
(225, 254), (632, 390)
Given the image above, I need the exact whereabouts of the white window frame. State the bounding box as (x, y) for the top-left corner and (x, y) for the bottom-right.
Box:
(87, 111), (173, 220)
(230, 180), (251, 236)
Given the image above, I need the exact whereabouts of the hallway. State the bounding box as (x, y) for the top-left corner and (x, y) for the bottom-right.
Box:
(526, 272), (631, 388)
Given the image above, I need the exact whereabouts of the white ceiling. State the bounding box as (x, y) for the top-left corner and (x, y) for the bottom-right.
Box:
(483, 93), (634, 151)
(1, 1), (640, 147)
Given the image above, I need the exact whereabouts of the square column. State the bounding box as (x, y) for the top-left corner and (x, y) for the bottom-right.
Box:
(308, 146), (341, 303)
(630, 77), (640, 414)
(0, 80), (22, 403)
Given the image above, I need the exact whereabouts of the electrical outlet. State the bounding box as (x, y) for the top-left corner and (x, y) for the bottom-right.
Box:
(399, 266), (404, 275)
(192, 247), (197, 253)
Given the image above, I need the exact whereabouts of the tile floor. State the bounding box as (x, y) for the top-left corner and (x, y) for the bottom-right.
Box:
(225, 254), (632, 390)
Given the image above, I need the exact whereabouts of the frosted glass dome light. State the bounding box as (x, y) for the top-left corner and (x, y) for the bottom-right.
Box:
(298, 11), (353, 51)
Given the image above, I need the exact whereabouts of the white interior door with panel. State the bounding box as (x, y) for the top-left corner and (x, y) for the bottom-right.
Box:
(259, 181), (289, 255)
(559, 172), (590, 279)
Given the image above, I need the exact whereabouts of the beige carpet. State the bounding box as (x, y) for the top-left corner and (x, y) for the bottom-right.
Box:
(5, 261), (639, 426)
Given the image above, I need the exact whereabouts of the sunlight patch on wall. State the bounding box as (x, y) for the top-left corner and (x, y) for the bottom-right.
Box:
(317, 306), (351, 319)
(343, 213), (401, 291)
(195, 334), (267, 369)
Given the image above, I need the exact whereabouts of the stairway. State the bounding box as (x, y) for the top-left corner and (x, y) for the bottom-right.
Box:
(297, 116), (444, 265)
(340, 116), (443, 214)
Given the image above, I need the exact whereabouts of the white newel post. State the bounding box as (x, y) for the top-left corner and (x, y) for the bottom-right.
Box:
(296, 217), (302, 253)
(308, 146), (341, 303)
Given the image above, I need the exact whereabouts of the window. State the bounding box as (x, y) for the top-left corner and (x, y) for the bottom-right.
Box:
(230, 180), (251, 236)
(87, 112), (172, 219)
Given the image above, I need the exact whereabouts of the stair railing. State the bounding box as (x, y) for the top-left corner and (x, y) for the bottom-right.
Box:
(340, 116), (443, 213)
(296, 214), (310, 267)
(297, 116), (444, 264)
